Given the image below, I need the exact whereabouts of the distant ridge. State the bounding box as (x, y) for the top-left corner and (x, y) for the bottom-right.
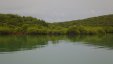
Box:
(53, 14), (113, 27)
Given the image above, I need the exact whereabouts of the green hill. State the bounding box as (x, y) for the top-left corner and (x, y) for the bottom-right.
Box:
(0, 14), (47, 26)
(0, 14), (48, 35)
(51, 14), (113, 35)
(52, 14), (113, 27)
(0, 13), (113, 35)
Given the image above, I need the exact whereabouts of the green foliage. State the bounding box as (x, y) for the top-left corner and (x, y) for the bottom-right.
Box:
(67, 25), (80, 35)
(0, 13), (113, 35)
(0, 26), (13, 34)
(27, 26), (47, 35)
(0, 13), (47, 26)
(54, 14), (113, 27)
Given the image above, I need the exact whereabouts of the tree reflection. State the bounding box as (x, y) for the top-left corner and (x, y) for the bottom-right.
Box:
(0, 34), (113, 52)
(68, 34), (113, 49)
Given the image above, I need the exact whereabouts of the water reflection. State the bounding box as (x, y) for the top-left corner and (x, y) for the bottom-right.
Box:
(0, 35), (48, 52)
(68, 34), (113, 49)
(0, 34), (113, 52)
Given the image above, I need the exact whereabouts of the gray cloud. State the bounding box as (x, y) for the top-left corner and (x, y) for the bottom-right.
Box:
(0, 0), (113, 22)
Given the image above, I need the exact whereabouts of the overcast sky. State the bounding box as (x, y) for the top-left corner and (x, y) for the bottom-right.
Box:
(0, 0), (113, 22)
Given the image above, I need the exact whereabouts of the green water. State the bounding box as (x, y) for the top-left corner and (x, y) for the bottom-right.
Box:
(0, 34), (113, 64)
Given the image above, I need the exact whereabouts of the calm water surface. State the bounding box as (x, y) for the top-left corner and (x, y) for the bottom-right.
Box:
(0, 34), (113, 64)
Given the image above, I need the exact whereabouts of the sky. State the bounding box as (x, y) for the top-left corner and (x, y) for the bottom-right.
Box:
(0, 0), (113, 22)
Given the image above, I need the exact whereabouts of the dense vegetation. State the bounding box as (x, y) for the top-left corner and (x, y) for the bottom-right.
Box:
(0, 13), (113, 35)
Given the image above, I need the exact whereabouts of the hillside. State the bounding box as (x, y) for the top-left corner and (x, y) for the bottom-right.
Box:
(0, 14), (47, 26)
(0, 13), (113, 35)
(52, 14), (113, 27)
(0, 14), (48, 35)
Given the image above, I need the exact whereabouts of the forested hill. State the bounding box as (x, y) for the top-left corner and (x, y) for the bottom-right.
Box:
(0, 13), (113, 35)
(52, 14), (113, 27)
(0, 14), (48, 27)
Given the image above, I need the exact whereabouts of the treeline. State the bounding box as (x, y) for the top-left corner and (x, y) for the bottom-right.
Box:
(51, 14), (113, 35)
(0, 14), (48, 35)
(0, 13), (113, 35)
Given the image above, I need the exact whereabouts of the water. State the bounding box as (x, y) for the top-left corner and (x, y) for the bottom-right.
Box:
(0, 34), (113, 64)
